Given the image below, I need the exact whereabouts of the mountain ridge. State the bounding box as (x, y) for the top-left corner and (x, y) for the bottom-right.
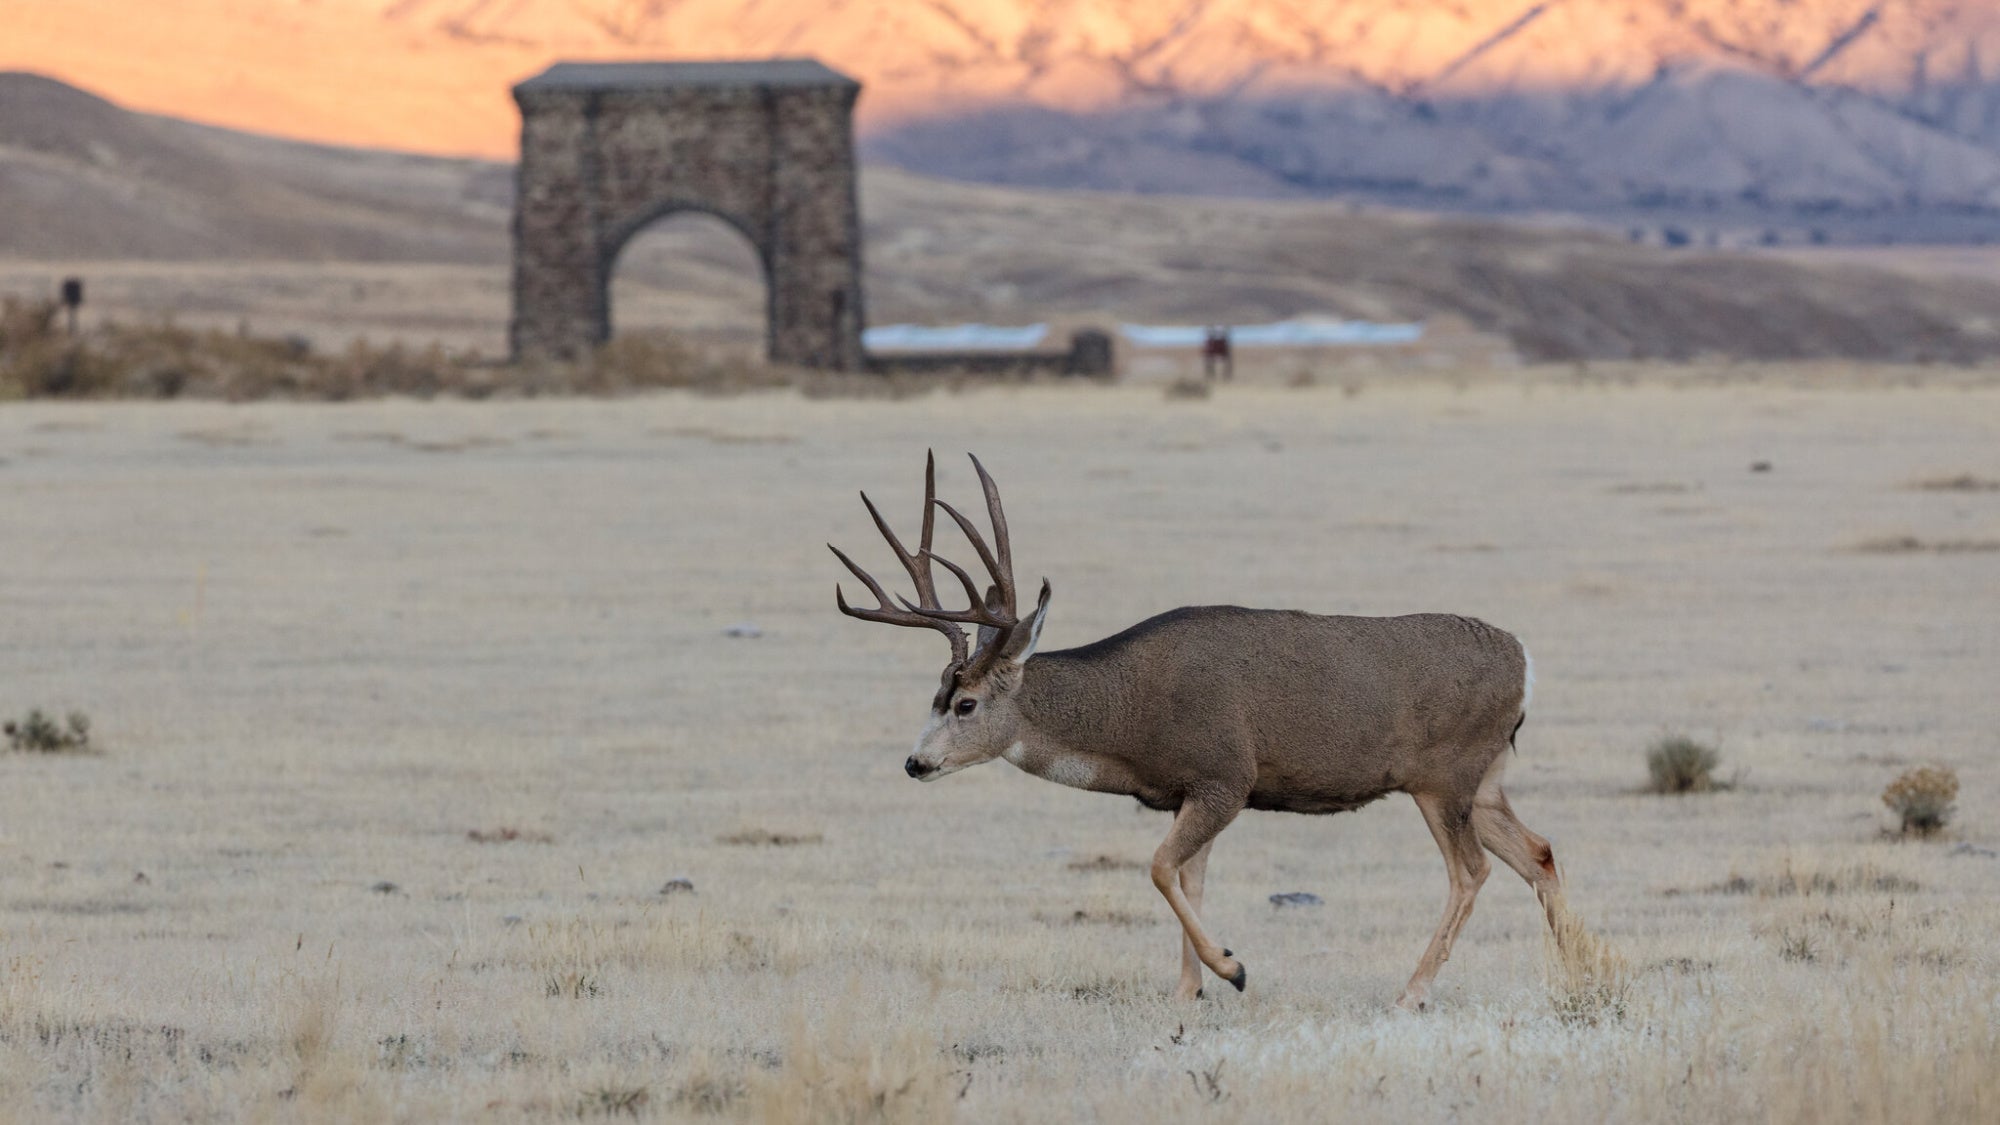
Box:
(6, 2), (2000, 227)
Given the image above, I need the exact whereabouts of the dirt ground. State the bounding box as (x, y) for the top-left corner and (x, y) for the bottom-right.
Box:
(2, 373), (1997, 1122)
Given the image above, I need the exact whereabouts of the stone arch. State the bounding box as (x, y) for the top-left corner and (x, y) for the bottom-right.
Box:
(600, 202), (772, 352)
(509, 60), (865, 369)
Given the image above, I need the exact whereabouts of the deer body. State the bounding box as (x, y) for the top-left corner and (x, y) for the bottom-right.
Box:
(1011, 607), (1527, 814)
(833, 456), (1564, 1009)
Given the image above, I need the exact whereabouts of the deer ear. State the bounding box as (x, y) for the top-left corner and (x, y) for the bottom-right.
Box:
(999, 579), (1053, 664)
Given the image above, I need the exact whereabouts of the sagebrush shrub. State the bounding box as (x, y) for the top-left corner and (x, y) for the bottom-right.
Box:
(1646, 735), (1723, 794)
(1882, 766), (1958, 836)
(4, 709), (92, 753)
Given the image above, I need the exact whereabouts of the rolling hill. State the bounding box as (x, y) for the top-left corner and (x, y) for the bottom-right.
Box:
(6, 72), (2000, 364)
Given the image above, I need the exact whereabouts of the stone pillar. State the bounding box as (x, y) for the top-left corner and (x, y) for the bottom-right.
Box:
(510, 89), (605, 362)
(767, 84), (866, 370)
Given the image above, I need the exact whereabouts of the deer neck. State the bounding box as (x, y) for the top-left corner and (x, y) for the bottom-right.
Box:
(1002, 655), (1140, 795)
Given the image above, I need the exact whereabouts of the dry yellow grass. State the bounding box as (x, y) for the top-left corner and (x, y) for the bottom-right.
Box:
(2, 372), (1997, 1122)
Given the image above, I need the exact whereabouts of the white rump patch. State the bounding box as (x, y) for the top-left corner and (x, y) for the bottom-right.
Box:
(1521, 644), (1536, 711)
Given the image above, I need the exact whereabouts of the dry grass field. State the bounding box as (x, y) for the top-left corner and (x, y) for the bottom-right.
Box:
(3, 371), (1999, 1122)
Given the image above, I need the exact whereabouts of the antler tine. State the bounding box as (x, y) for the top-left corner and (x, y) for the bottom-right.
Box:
(831, 541), (971, 665)
(925, 454), (1017, 620)
(922, 549), (986, 612)
(855, 451), (955, 611)
(968, 454), (1014, 605)
(931, 497), (1017, 623)
(900, 550), (1016, 627)
(919, 450), (939, 577)
(859, 491), (935, 605)
(829, 542), (896, 613)
(829, 455), (975, 667)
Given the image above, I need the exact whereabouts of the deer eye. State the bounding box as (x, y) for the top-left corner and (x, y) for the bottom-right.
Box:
(954, 697), (977, 717)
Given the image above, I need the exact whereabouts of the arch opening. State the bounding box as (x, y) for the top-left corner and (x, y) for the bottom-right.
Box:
(606, 209), (769, 364)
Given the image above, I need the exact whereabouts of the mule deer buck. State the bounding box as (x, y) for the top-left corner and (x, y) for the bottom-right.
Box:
(831, 453), (1564, 1008)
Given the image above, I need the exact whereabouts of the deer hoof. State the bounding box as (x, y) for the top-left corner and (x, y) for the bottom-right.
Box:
(1227, 964), (1247, 992)
(1196, 988), (1204, 1000)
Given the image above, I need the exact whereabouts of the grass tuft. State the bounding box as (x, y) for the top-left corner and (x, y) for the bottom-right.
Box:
(1853, 534), (2000, 554)
(744, 1005), (953, 1123)
(1704, 859), (1921, 897)
(1544, 896), (1631, 1026)
(575, 1085), (649, 1118)
(1779, 930), (1820, 963)
(1064, 854), (1146, 873)
(467, 826), (554, 845)
(717, 829), (823, 847)
(1909, 473), (2000, 492)
(545, 972), (602, 1000)
(672, 1073), (742, 1115)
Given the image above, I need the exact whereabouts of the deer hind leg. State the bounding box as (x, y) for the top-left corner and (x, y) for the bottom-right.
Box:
(1173, 839), (1214, 1001)
(1471, 761), (1565, 935)
(1398, 790), (1490, 1012)
(1152, 795), (1245, 993)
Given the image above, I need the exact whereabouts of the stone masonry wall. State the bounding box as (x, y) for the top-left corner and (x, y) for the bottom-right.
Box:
(509, 67), (864, 369)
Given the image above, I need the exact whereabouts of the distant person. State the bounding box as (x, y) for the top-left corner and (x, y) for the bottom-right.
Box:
(1202, 325), (1233, 381)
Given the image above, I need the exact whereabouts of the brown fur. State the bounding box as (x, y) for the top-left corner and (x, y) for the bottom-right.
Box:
(1014, 607), (1526, 814)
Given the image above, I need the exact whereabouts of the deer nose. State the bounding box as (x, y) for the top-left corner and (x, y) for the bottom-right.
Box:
(905, 756), (934, 779)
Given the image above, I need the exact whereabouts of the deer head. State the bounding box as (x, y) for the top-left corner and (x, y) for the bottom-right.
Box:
(831, 452), (1052, 780)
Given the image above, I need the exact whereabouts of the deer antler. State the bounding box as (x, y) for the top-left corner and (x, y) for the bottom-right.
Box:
(832, 453), (1026, 677)
(830, 451), (971, 667)
(925, 454), (1016, 622)
(909, 455), (1024, 676)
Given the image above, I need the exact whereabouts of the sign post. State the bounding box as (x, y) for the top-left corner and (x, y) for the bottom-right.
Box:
(60, 278), (83, 337)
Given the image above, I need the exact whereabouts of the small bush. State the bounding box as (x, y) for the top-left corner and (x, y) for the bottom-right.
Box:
(1645, 735), (1724, 794)
(4, 709), (92, 754)
(575, 1084), (649, 1118)
(1883, 766), (1958, 836)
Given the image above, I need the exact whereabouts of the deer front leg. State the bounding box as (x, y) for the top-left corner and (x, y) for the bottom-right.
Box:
(1152, 795), (1245, 993)
(1173, 839), (1214, 1001)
